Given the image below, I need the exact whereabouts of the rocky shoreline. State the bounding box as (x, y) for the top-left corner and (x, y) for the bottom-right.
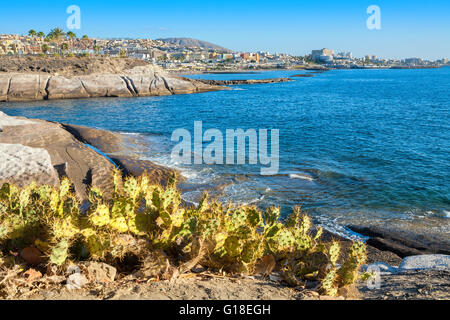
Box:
(181, 77), (292, 86)
(0, 112), (176, 200)
(0, 57), (224, 102)
(0, 111), (449, 300)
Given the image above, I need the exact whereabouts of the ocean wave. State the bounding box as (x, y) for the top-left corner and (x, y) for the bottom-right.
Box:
(289, 173), (315, 182)
(118, 131), (143, 136)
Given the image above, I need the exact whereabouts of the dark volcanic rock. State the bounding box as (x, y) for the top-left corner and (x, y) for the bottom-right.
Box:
(320, 230), (403, 266)
(290, 74), (315, 78)
(186, 77), (292, 86)
(111, 156), (177, 187)
(348, 225), (450, 258)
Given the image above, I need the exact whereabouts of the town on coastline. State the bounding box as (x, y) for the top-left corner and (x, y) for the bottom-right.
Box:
(1, 29), (448, 73)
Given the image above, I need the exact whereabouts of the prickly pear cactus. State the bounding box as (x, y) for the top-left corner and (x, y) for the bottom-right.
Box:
(338, 241), (367, 286)
(321, 268), (338, 296)
(50, 239), (69, 266)
(89, 204), (111, 227)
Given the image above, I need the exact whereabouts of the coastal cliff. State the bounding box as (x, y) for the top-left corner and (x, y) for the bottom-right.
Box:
(0, 57), (223, 102)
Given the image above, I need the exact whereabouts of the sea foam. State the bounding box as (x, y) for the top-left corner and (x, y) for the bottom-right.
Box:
(289, 173), (315, 182)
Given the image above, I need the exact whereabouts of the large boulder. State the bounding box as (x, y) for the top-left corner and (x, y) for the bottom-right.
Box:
(80, 74), (134, 98)
(0, 143), (59, 187)
(0, 112), (115, 199)
(6, 74), (50, 101)
(61, 123), (179, 186)
(46, 76), (89, 100)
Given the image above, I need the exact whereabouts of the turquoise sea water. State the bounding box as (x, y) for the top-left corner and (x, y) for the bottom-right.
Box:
(2, 68), (449, 238)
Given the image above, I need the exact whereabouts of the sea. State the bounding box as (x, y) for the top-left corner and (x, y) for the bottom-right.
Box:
(2, 67), (449, 239)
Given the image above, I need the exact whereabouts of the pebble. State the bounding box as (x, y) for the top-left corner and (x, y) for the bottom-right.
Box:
(20, 247), (44, 265)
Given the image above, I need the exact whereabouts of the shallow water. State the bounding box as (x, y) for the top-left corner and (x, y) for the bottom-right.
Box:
(2, 68), (449, 239)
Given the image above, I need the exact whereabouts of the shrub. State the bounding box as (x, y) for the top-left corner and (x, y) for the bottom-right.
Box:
(0, 170), (367, 295)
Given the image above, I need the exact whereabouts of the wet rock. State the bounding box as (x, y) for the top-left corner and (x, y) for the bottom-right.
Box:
(290, 74), (315, 78)
(348, 225), (450, 258)
(61, 123), (124, 154)
(111, 156), (177, 186)
(61, 122), (178, 186)
(188, 77), (292, 86)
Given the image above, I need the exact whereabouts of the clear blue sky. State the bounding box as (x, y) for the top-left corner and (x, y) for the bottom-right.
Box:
(1, 0), (449, 59)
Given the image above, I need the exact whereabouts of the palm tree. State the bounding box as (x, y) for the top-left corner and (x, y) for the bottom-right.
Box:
(37, 31), (45, 38)
(47, 28), (65, 41)
(82, 35), (89, 40)
(28, 30), (37, 37)
(41, 44), (49, 54)
(66, 31), (77, 39)
(61, 43), (69, 56)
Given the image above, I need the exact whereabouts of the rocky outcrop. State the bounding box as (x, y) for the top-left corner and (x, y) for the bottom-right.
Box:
(348, 225), (450, 258)
(185, 77), (292, 86)
(0, 66), (223, 102)
(0, 113), (178, 199)
(62, 123), (178, 186)
(0, 143), (59, 187)
(0, 112), (115, 199)
(290, 74), (315, 78)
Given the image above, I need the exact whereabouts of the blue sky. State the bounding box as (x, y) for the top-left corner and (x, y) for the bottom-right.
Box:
(1, 0), (449, 59)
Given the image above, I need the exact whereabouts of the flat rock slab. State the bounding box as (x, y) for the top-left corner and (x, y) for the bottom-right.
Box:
(0, 111), (36, 131)
(400, 255), (450, 270)
(0, 143), (59, 187)
(348, 225), (450, 257)
(61, 123), (178, 186)
(0, 113), (115, 199)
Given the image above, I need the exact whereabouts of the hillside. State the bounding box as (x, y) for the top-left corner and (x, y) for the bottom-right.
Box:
(157, 37), (231, 52)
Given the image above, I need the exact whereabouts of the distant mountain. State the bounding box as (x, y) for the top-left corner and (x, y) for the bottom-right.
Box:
(156, 38), (231, 52)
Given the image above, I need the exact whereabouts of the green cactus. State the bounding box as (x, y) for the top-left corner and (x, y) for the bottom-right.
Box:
(50, 239), (69, 265)
(0, 171), (367, 296)
(321, 268), (338, 296)
(338, 241), (367, 286)
(328, 241), (341, 267)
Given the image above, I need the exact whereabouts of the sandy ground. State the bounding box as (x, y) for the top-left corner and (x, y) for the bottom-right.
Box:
(4, 269), (448, 301)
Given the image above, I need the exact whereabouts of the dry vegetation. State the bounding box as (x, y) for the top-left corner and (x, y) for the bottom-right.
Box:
(0, 56), (149, 76)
